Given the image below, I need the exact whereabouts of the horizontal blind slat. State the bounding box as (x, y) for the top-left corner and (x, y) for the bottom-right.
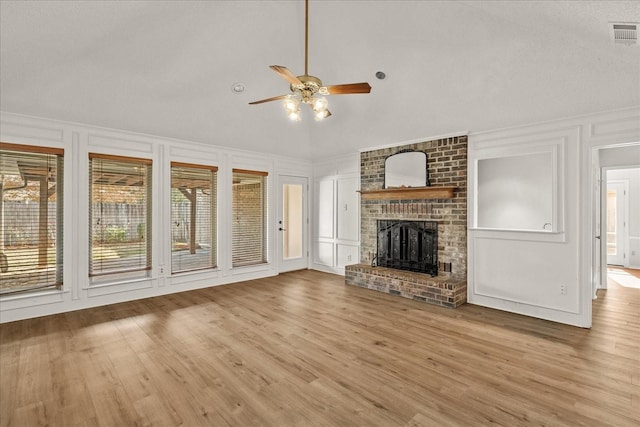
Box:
(232, 171), (267, 267)
(89, 155), (151, 278)
(1, 144), (63, 295)
(171, 164), (217, 273)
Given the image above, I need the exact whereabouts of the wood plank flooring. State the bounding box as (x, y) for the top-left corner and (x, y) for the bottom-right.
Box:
(1, 270), (638, 426)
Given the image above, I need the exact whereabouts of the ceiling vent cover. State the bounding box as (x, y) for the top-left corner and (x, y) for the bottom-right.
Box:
(610, 22), (638, 45)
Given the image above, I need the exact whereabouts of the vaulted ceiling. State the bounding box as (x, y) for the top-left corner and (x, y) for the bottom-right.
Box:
(1, 1), (639, 160)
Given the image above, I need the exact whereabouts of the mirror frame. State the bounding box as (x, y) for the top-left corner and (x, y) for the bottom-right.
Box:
(384, 150), (430, 189)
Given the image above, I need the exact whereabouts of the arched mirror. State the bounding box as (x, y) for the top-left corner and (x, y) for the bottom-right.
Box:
(384, 150), (429, 188)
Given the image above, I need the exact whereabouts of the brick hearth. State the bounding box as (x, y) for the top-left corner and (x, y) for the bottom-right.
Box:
(345, 135), (468, 308)
(346, 264), (467, 308)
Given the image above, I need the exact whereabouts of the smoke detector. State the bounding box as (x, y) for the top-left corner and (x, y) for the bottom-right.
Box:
(610, 22), (638, 45)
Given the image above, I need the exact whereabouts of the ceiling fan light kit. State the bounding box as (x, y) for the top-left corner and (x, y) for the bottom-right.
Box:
(249, 0), (371, 121)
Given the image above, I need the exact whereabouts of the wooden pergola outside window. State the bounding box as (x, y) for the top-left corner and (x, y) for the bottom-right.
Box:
(89, 153), (152, 278)
(170, 162), (217, 273)
(0, 142), (64, 295)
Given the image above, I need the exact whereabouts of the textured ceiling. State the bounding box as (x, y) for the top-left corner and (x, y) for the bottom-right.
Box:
(1, 0), (639, 160)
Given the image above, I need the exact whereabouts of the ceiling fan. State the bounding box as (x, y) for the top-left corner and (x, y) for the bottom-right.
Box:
(249, 0), (372, 121)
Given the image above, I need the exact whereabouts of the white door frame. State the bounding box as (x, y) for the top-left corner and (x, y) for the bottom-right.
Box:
(277, 175), (309, 273)
(596, 165), (636, 293)
(604, 178), (629, 269)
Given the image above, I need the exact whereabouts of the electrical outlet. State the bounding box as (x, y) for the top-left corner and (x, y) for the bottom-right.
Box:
(560, 284), (567, 296)
(159, 265), (165, 275)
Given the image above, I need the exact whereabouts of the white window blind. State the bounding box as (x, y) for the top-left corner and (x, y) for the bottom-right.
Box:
(0, 142), (64, 295)
(171, 162), (217, 273)
(89, 154), (152, 278)
(232, 169), (268, 267)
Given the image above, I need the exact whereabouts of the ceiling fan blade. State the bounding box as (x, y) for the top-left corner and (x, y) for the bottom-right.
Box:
(324, 82), (372, 95)
(270, 65), (302, 85)
(248, 94), (289, 105)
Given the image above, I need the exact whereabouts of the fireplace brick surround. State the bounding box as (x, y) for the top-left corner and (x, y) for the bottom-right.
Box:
(345, 135), (467, 308)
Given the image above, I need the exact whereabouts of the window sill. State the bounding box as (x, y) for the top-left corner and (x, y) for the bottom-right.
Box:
(0, 289), (68, 312)
(469, 227), (560, 234)
(170, 268), (220, 278)
(84, 275), (151, 290)
(0, 288), (67, 302)
(469, 227), (566, 243)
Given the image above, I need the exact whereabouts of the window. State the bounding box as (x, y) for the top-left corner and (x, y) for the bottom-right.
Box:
(232, 169), (268, 267)
(0, 142), (64, 295)
(89, 154), (152, 279)
(171, 162), (217, 273)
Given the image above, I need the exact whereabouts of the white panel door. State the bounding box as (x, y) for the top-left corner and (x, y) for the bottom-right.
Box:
(316, 179), (334, 239)
(606, 181), (627, 267)
(337, 177), (359, 242)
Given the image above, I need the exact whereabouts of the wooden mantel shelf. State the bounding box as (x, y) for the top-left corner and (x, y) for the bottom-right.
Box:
(358, 186), (456, 201)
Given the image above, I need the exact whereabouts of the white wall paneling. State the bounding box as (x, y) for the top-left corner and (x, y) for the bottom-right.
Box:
(311, 154), (360, 275)
(0, 112), (311, 323)
(314, 242), (334, 267)
(336, 244), (359, 269)
(469, 106), (640, 327)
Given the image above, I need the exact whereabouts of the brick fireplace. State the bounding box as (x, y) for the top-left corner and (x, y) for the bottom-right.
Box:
(345, 135), (467, 308)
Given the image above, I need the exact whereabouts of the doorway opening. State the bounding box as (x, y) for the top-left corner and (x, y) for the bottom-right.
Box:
(607, 266), (640, 289)
(596, 162), (639, 295)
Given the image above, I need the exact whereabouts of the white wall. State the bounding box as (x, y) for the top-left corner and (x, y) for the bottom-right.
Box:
(607, 167), (640, 268)
(0, 111), (312, 323)
(468, 107), (640, 327)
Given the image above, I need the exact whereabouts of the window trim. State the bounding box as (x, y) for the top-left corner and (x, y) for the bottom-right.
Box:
(0, 142), (64, 156)
(232, 168), (268, 176)
(172, 161), (218, 172)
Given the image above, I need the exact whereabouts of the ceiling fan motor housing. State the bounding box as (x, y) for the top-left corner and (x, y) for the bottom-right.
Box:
(291, 75), (326, 102)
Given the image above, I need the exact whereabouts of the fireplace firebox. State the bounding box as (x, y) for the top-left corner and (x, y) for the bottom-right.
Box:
(376, 220), (438, 276)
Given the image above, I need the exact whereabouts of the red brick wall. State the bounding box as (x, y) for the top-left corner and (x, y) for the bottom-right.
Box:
(360, 136), (467, 279)
(232, 183), (266, 266)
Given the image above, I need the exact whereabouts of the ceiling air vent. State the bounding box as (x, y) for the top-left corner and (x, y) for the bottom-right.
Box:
(610, 22), (638, 45)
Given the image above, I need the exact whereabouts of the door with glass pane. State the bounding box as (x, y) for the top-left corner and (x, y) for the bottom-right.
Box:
(278, 176), (308, 272)
(606, 181), (627, 266)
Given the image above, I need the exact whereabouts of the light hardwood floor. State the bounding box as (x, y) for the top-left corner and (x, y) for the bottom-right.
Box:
(1, 270), (638, 426)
